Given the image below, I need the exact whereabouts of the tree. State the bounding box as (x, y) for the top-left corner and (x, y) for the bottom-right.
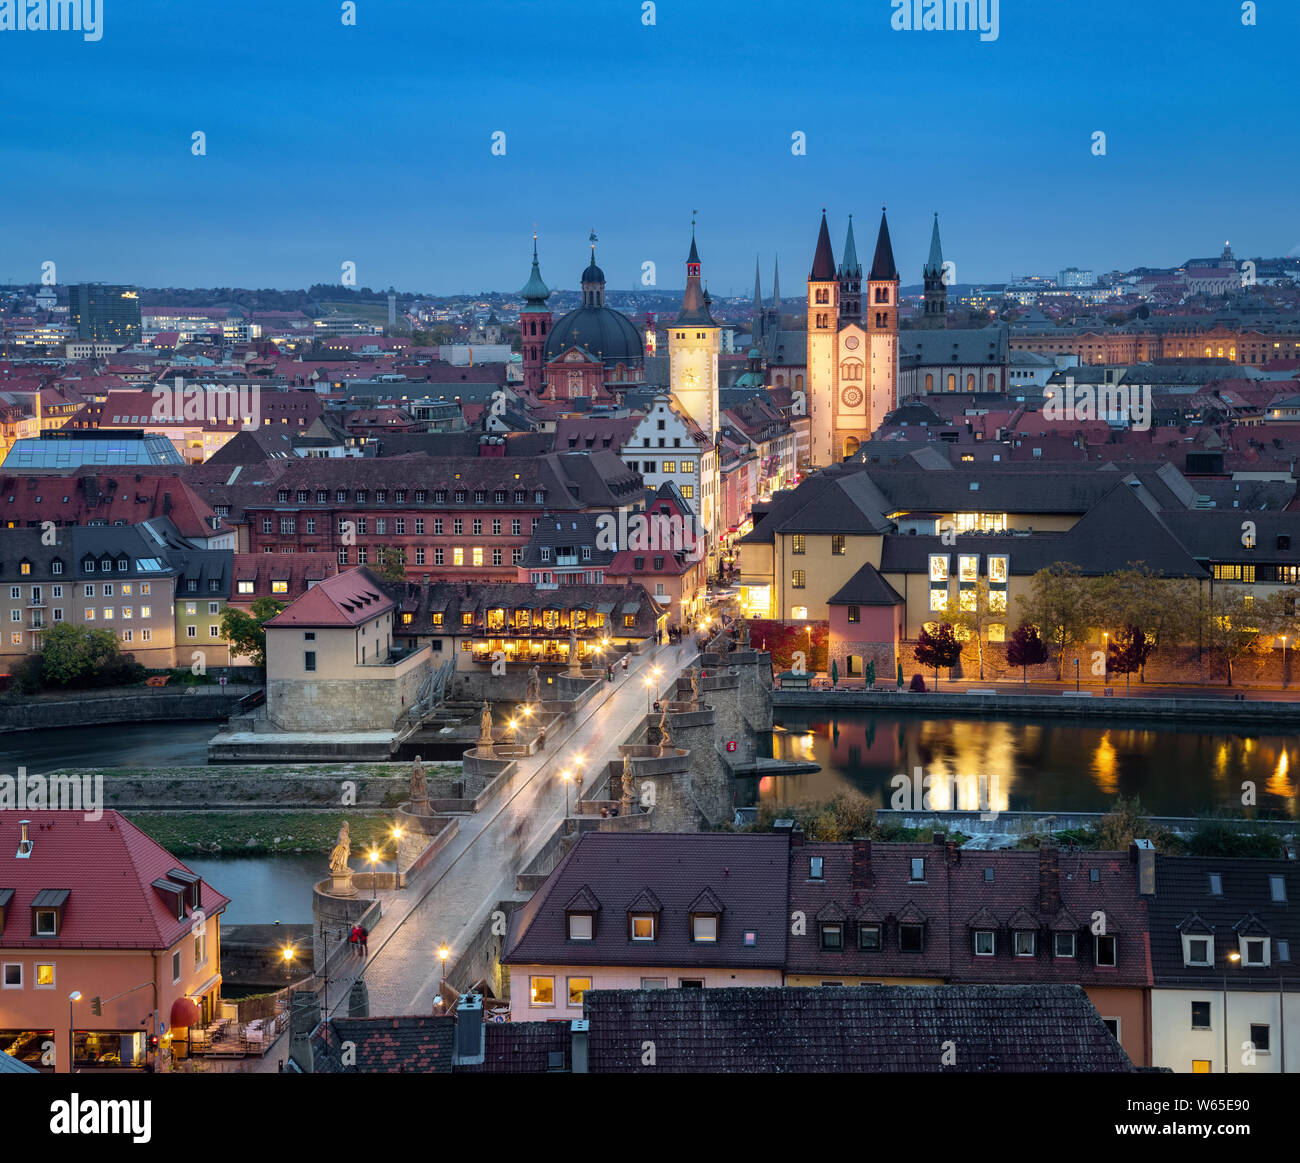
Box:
(1017, 563), (1095, 680)
(1005, 624), (1049, 690)
(1106, 623), (1152, 693)
(373, 545), (408, 583)
(1092, 565), (1197, 679)
(950, 577), (1003, 680)
(913, 623), (961, 689)
(220, 598), (286, 668)
(1196, 586), (1292, 686)
(38, 623), (121, 687)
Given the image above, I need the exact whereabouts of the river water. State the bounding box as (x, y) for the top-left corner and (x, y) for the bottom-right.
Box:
(754, 708), (1298, 818)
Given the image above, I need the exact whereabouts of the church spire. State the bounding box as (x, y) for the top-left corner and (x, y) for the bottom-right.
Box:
(924, 212), (944, 278)
(810, 209), (837, 281)
(753, 255), (764, 341)
(868, 206), (898, 281)
(772, 256), (780, 309)
(676, 214), (714, 325)
(839, 215), (861, 278)
(520, 231), (551, 304)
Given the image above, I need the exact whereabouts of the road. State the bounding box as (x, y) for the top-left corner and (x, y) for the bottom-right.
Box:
(335, 639), (694, 1018)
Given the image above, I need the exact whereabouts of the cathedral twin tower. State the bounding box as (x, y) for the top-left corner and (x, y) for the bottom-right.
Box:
(807, 208), (900, 466)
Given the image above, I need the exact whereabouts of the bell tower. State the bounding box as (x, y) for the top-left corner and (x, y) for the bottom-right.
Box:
(668, 216), (720, 438)
(807, 209), (838, 467)
(519, 232), (551, 396)
(864, 207), (900, 434)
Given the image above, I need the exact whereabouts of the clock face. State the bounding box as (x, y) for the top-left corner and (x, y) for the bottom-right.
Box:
(683, 370), (698, 389)
(841, 386), (864, 408)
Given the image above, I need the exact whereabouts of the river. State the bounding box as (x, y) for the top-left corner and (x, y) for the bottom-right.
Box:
(752, 708), (1298, 818)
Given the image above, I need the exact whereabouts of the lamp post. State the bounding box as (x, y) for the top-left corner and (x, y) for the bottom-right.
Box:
(1281, 636), (1288, 690)
(644, 675), (655, 713)
(436, 944), (450, 1009)
(561, 770), (572, 818)
(1224, 951), (1241, 1073)
(68, 990), (81, 1073)
(1074, 657), (1080, 692)
(391, 824), (404, 888)
(368, 849), (380, 899)
(1102, 632), (1108, 684)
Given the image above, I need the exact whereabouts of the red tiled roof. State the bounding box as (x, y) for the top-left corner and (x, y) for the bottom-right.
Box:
(0, 811), (229, 950)
(265, 566), (393, 628)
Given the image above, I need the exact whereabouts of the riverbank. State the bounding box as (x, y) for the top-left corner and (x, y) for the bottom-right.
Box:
(126, 810), (394, 856)
(0, 684), (256, 732)
(773, 688), (1300, 724)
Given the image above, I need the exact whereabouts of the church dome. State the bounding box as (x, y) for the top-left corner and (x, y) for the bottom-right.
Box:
(544, 305), (643, 367)
(582, 261), (605, 284)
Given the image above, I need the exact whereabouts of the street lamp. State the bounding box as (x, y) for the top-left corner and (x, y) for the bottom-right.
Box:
(1224, 950), (1241, 1074)
(436, 944), (450, 1007)
(1102, 632), (1109, 684)
(368, 848), (380, 899)
(68, 991), (81, 1073)
(561, 769), (572, 817)
(1074, 657), (1080, 692)
(391, 824), (404, 888)
(644, 675), (655, 712)
(1281, 636), (1288, 689)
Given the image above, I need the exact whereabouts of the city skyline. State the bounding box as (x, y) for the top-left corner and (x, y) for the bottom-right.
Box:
(1, 0), (1297, 290)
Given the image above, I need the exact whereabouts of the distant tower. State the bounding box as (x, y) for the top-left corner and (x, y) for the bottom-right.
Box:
(838, 215), (861, 323)
(1220, 240), (1236, 269)
(806, 210), (839, 467)
(668, 218), (720, 438)
(921, 212), (947, 329)
(387, 288), (397, 330)
(519, 234), (552, 396)
(752, 255), (765, 345)
(484, 311), (502, 344)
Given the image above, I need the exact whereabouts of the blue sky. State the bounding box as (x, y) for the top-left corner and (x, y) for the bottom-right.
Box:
(1, 0), (1296, 294)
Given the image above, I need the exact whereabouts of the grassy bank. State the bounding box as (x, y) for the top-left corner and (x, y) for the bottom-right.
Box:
(50, 761), (460, 781)
(125, 810), (395, 856)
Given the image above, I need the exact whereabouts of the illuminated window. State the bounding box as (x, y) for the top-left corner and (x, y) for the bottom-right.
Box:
(453, 548), (464, 566)
(988, 555), (1008, 584)
(988, 623), (1005, 642)
(929, 589), (948, 612)
(567, 977), (590, 1006)
(529, 976), (554, 1006)
(791, 570), (806, 589)
(791, 535), (806, 555)
(791, 606), (808, 620)
(928, 555), (949, 583)
(631, 915), (656, 941)
(35, 964), (55, 988)
(958, 555), (979, 583)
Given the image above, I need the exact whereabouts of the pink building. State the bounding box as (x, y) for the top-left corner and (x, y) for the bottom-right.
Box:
(827, 562), (903, 680)
(0, 811), (229, 1073)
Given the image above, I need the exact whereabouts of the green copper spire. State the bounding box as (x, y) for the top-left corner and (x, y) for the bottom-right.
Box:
(520, 233), (550, 304)
(924, 212), (944, 278)
(839, 214), (861, 278)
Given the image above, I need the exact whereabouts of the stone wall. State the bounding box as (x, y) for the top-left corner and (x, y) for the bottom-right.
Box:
(268, 661), (427, 733)
(311, 883), (381, 974)
(0, 688), (246, 732)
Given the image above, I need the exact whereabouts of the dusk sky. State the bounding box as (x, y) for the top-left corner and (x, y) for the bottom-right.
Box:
(2, 0), (1297, 294)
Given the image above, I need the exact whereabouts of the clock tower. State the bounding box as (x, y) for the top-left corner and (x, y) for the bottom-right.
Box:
(668, 221), (720, 439)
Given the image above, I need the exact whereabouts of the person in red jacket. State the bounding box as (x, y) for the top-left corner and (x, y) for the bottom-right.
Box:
(349, 924), (361, 957)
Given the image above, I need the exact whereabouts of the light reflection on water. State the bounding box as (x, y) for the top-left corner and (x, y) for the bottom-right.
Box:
(750, 710), (1298, 818)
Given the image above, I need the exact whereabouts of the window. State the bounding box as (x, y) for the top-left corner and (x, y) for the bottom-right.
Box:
(1242, 937), (1268, 966)
(529, 976), (554, 1006)
(910, 857), (925, 882)
(791, 534), (806, 555)
(568, 914), (593, 941)
(172, 951), (182, 984)
(692, 915), (718, 943)
(2, 963), (21, 988)
(1191, 1001), (1212, 1030)
(809, 856), (824, 880)
(1053, 931), (1076, 959)
(195, 932), (207, 968)
(35, 963), (54, 988)
(974, 930), (995, 956)
(899, 924), (924, 952)
(858, 924), (881, 951)
(1250, 1024), (1270, 1053)
(186, 625), (196, 638)
(1095, 935), (1117, 967)
(1014, 930), (1036, 957)
(142, 629), (151, 642)
(630, 914), (656, 941)
(1102, 1018), (1120, 1043)
(83, 584), (94, 597)
(304, 652), (317, 672)
(185, 602), (197, 616)
(35, 910), (58, 936)
(640, 978), (667, 989)
(1184, 936), (1212, 967)
(820, 922), (843, 951)
(831, 534), (845, 555)
(567, 977), (590, 1006)
(1209, 873), (1223, 895)
(791, 570), (806, 589)
(1270, 875), (1286, 903)
(1192, 1060), (1212, 1073)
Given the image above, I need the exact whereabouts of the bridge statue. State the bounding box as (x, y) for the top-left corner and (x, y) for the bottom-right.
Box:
(689, 665), (701, 709)
(658, 706), (673, 754)
(409, 755), (430, 815)
(526, 664), (541, 705)
(568, 632), (581, 674)
(620, 752), (635, 810)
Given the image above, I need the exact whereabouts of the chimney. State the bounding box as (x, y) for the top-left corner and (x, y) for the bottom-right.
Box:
(851, 838), (872, 890)
(790, 824), (805, 849)
(17, 820), (33, 858)
(1038, 843), (1060, 913)
(453, 993), (485, 1066)
(945, 840), (961, 867)
(571, 1019), (589, 1073)
(1131, 839), (1156, 896)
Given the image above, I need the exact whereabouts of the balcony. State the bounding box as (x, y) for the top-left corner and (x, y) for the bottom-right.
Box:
(26, 598), (45, 608)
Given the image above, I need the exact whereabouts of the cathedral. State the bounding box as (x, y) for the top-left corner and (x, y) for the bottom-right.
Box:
(806, 208), (900, 466)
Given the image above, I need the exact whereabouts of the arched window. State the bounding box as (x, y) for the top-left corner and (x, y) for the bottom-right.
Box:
(987, 373), (995, 391)
(925, 373), (934, 392)
(795, 374), (804, 390)
(947, 374), (956, 392)
(840, 361), (863, 381)
(966, 374), (975, 392)
(843, 437), (860, 458)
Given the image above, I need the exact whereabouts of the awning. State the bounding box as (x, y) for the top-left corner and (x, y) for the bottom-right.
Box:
(170, 996), (202, 1029)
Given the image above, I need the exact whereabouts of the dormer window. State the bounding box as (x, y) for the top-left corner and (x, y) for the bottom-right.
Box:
(1013, 930), (1037, 957)
(1094, 934), (1117, 967)
(1184, 936), (1213, 967)
(630, 914), (656, 941)
(974, 930), (996, 956)
(692, 915), (717, 942)
(1241, 937), (1269, 967)
(29, 890), (69, 937)
(819, 922), (843, 950)
(568, 914), (593, 941)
